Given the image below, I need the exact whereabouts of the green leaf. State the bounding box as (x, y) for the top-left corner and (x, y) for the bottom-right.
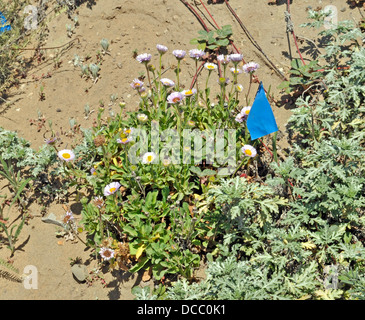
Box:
(129, 256), (150, 273)
(190, 166), (203, 177)
(201, 169), (216, 176)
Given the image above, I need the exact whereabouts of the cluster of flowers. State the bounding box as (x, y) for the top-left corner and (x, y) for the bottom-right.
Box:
(55, 45), (263, 262)
(131, 45), (260, 103)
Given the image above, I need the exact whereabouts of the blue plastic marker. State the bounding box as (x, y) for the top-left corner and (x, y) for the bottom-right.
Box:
(0, 11), (11, 34)
(246, 82), (278, 140)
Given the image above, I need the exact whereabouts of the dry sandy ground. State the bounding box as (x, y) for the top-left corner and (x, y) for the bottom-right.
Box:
(0, 0), (363, 300)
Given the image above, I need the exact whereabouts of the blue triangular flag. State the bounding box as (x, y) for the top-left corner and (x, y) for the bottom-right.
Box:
(0, 11), (11, 34)
(246, 82), (278, 140)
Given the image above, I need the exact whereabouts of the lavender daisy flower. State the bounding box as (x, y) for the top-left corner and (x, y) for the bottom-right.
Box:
(172, 49), (186, 60)
(235, 113), (245, 123)
(63, 211), (74, 224)
(93, 196), (104, 208)
(217, 54), (230, 65)
(160, 78), (175, 87)
(243, 62), (260, 74)
(136, 53), (152, 64)
(130, 78), (144, 90)
(167, 91), (184, 104)
(138, 86), (146, 93)
(90, 167), (97, 176)
(189, 49), (205, 60)
(117, 137), (132, 145)
(229, 53), (243, 63)
(156, 44), (168, 54)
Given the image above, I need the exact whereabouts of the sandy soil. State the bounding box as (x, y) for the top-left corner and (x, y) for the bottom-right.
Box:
(0, 0), (363, 300)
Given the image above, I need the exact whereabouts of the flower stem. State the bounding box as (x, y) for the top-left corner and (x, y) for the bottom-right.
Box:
(176, 60), (181, 91)
(246, 73), (253, 105)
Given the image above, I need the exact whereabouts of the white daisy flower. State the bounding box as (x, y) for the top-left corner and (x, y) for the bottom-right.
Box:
(123, 128), (134, 136)
(137, 113), (148, 123)
(142, 152), (157, 164)
(240, 106), (251, 116)
(204, 62), (218, 71)
(187, 120), (196, 127)
(103, 181), (121, 196)
(235, 84), (244, 92)
(230, 67), (243, 75)
(99, 247), (115, 261)
(162, 158), (171, 167)
(58, 149), (75, 162)
(241, 145), (257, 158)
(181, 88), (197, 97)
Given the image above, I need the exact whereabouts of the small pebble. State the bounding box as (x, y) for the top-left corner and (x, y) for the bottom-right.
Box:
(56, 108), (62, 112)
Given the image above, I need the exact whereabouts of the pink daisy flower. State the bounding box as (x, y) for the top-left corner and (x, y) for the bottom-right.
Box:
(243, 62), (260, 74)
(172, 50), (186, 60)
(167, 91), (184, 104)
(136, 53), (152, 64)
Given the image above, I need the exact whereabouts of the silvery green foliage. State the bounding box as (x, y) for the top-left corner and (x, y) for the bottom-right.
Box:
(166, 255), (319, 300)
(132, 286), (158, 300)
(207, 176), (287, 230)
(0, 127), (56, 177)
(339, 270), (365, 300)
(166, 15), (365, 300)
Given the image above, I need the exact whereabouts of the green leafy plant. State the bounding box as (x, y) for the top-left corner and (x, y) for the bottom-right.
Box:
(190, 25), (233, 51)
(0, 257), (22, 283)
(277, 58), (323, 94)
(0, 213), (27, 256)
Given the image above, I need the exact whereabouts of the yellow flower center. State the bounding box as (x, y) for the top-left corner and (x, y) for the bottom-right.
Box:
(63, 153), (71, 159)
(109, 187), (116, 193)
(185, 90), (193, 95)
(147, 155), (153, 162)
(245, 110), (250, 115)
(245, 149), (252, 156)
